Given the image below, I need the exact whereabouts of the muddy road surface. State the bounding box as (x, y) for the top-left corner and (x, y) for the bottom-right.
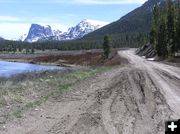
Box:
(1, 49), (180, 134)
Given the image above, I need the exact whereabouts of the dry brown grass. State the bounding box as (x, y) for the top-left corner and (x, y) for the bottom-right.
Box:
(32, 50), (128, 66)
(0, 66), (114, 129)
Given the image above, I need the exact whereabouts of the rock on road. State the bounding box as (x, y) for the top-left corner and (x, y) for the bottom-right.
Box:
(1, 49), (180, 134)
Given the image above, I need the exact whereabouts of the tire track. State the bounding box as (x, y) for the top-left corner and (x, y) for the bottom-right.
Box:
(1, 49), (179, 134)
(102, 91), (119, 134)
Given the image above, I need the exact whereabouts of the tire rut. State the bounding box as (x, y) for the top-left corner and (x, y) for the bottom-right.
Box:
(126, 68), (172, 134)
(102, 91), (119, 134)
(1, 49), (178, 134)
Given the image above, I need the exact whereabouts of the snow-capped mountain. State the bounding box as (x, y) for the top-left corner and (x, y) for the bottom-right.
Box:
(22, 19), (108, 42)
(64, 19), (108, 40)
(53, 29), (63, 36)
(24, 24), (54, 42)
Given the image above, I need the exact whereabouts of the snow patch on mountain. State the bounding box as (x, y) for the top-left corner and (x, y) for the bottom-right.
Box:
(23, 19), (109, 42)
(24, 24), (54, 42)
(65, 19), (109, 40)
(82, 19), (109, 28)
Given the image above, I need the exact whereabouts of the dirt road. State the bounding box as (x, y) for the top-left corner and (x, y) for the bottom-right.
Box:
(1, 49), (180, 134)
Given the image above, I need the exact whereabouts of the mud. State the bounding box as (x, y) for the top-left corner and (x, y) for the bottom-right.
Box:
(1, 49), (180, 134)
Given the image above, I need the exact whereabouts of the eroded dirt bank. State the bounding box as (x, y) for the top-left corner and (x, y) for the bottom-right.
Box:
(0, 49), (126, 67)
(1, 49), (180, 134)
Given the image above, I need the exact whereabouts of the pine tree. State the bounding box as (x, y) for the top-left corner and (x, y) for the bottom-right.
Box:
(157, 16), (168, 57)
(103, 35), (111, 59)
(31, 48), (35, 54)
(150, 26), (156, 45)
(167, 0), (176, 56)
(150, 4), (160, 47)
(176, 0), (180, 51)
(26, 48), (30, 54)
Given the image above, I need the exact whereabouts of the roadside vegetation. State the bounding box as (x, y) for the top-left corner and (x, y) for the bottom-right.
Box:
(0, 49), (126, 67)
(0, 48), (125, 128)
(0, 67), (114, 127)
(150, 0), (180, 58)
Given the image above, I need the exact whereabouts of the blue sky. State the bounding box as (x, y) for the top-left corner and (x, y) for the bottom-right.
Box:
(0, 0), (147, 39)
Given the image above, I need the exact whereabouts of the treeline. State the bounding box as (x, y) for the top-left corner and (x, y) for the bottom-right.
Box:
(0, 40), (35, 53)
(150, 0), (180, 57)
(0, 32), (148, 53)
(40, 33), (148, 50)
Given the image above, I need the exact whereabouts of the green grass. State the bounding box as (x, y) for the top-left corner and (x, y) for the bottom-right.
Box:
(0, 96), (7, 108)
(0, 66), (114, 120)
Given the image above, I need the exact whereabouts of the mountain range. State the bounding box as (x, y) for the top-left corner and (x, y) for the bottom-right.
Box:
(84, 0), (165, 40)
(21, 19), (108, 43)
(3, 0), (166, 46)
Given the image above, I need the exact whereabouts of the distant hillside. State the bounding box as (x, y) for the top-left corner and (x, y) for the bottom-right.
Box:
(0, 37), (4, 41)
(84, 0), (164, 40)
(0, 0), (168, 51)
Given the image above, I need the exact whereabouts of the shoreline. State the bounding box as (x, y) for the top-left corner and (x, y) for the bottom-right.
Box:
(0, 58), (78, 68)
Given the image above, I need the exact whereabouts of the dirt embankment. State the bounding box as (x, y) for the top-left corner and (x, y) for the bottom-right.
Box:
(1, 49), (180, 134)
(136, 44), (180, 67)
(0, 49), (128, 67)
(1, 65), (173, 134)
(32, 50), (127, 66)
(136, 43), (157, 58)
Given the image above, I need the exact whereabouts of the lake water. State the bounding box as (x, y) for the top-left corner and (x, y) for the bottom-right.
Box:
(0, 61), (64, 77)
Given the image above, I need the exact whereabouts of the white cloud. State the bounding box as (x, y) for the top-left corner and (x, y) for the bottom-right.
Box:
(0, 22), (69, 40)
(51, 0), (147, 5)
(0, 23), (30, 40)
(0, 15), (70, 39)
(0, 16), (21, 22)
